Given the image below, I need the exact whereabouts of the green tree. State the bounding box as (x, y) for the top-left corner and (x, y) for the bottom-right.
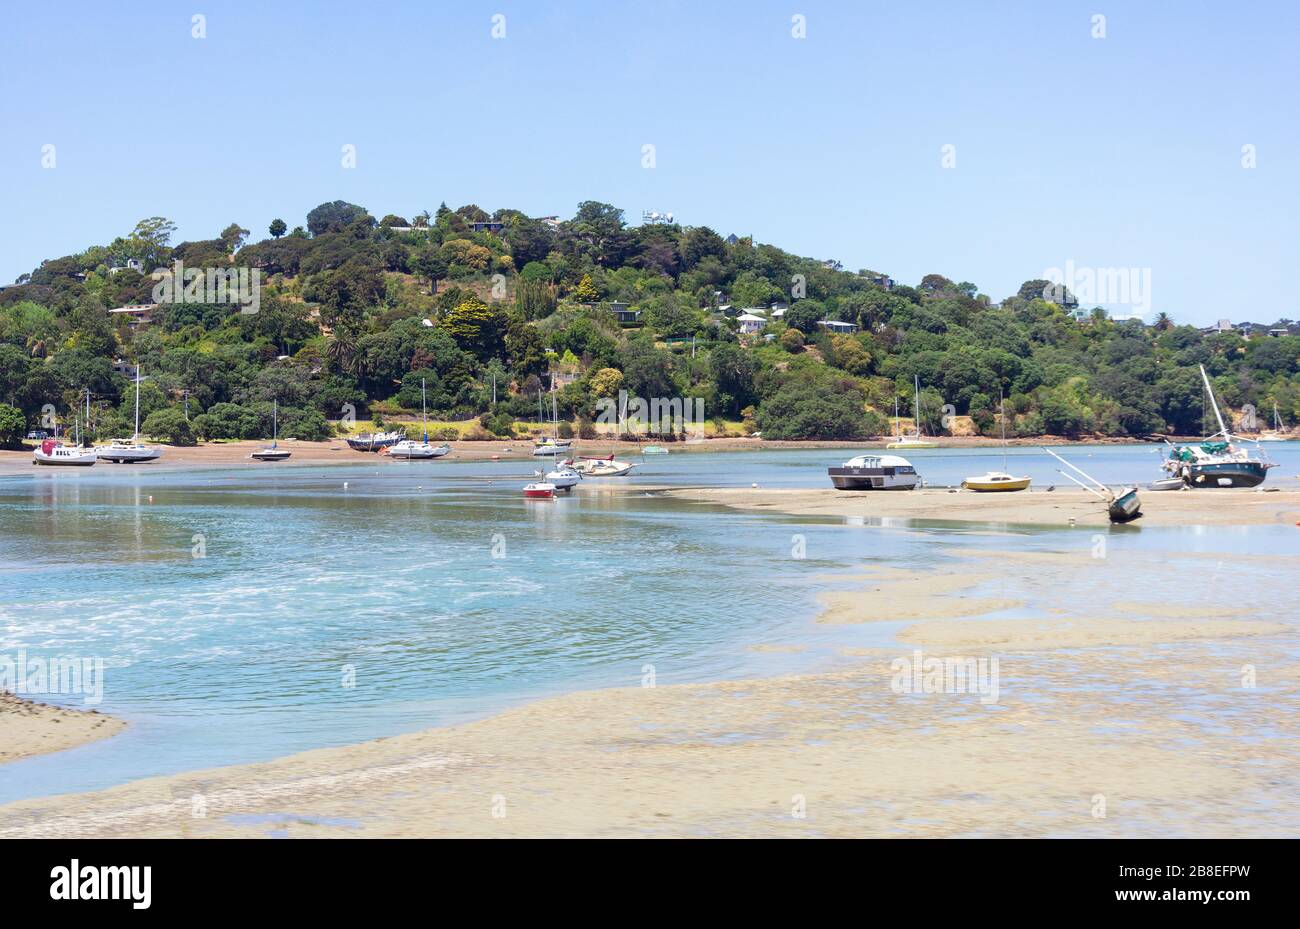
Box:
(269, 218), (287, 239)
(756, 382), (875, 440)
(0, 403), (26, 449)
(141, 407), (196, 445)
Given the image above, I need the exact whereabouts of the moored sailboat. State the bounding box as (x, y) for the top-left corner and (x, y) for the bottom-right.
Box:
(386, 379), (451, 459)
(886, 375), (939, 449)
(250, 399), (292, 461)
(96, 364), (163, 463)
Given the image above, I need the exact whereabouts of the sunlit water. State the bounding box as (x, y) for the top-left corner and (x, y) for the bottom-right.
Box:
(1, 442), (1298, 803)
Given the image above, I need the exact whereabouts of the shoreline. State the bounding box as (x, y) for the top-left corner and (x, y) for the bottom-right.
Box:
(0, 693), (125, 765)
(2, 433), (1274, 477)
(655, 485), (1300, 528)
(2, 526), (1295, 837)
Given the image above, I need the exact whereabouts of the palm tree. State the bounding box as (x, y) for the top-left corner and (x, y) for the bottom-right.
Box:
(1154, 312), (1174, 331)
(325, 327), (359, 373)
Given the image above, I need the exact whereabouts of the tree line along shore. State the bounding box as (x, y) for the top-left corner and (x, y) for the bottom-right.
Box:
(2, 200), (1296, 451)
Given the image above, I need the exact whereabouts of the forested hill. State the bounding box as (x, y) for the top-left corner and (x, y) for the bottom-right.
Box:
(1, 199), (1297, 447)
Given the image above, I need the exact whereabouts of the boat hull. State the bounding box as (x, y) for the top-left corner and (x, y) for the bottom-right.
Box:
(885, 440), (938, 450)
(1184, 462), (1268, 488)
(827, 467), (919, 490)
(250, 451), (291, 461)
(387, 443), (450, 460)
(1107, 488), (1143, 523)
(97, 448), (162, 463)
(32, 452), (97, 466)
(962, 477), (1031, 492)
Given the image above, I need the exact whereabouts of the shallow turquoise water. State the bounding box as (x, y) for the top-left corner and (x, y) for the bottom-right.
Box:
(1, 442), (1297, 803)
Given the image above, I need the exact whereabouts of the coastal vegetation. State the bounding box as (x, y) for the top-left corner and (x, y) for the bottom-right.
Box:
(1, 201), (1297, 442)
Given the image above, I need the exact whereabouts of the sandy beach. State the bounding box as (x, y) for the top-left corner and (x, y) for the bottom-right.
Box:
(658, 485), (1300, 528)
(0, 693), (124, 765)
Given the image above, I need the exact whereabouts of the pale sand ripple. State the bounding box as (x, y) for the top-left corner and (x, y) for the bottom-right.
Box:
(2, 642), (1294, 837)
(898, 617), (1291, 650)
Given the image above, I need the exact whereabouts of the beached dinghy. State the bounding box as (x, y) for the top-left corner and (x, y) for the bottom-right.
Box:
(1043, 447), (1142, 523)
(523, 481), (556, 499)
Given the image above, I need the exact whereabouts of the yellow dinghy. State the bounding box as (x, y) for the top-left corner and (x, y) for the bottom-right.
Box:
(961, 471), (1031, 492)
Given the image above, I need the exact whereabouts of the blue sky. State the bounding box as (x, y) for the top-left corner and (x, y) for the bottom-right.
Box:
(2, 0), (1296, 324)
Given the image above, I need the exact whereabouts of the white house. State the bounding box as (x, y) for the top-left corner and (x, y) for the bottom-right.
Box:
(818, 319), (859, 334)
(736, 311), (767, 334)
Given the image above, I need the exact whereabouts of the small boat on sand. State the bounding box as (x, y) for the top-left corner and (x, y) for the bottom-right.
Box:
(250, 399), (292, 461)
(33, 440), (97, 467)
(346, 430), (405, 452)
(96, 365), (163, 463)
(963, 393), (1029, 492)
(385, 380), (450, 459)
(523, 482), (555, 499)
(827, 454), (919, 490)
(1162, 368), (1275, 487)
(1043, 446), (1142, 523)
(641, 445), (668, 455)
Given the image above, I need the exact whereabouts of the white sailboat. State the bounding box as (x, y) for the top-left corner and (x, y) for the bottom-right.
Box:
(887, 375), (939, 449)
(388, 379), (451, 459)
(250, 399), (292, 461)
(1258, 403), (1288, 441)
(33, 406), (97, 466)
(97, 365), (163, 463)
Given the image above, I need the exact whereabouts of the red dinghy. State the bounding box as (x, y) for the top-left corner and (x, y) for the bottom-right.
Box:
(523, 482), (555, 499)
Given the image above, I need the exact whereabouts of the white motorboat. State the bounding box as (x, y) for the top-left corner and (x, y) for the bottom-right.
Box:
(545, 465), (582, 490)
(33, 440), (97, 467)
(827, 454), (919, 490)
(97, 364), (163, 463)
(250, 399), (292, 461)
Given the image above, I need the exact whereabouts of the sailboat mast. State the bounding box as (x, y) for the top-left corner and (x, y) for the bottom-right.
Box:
(1198, 364), (1228, 437)
(134, 365), (141, 439)
(1000, 390), (1008, 472)
(272, 398), (278, 446)
(914, 375), (922, 437)
(421, 377), (427, 442)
